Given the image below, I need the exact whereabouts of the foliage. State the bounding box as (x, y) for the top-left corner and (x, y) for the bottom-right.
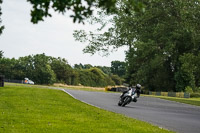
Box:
(74, 63), (112, 75)
(0, 53), (58, 84)
(111, 60), (126, 77)
(0, 58), (25, 80)
(110, 74), (122, 85)
(79, 67), (115, 87)
(0, 0), (4, 35)
(50, 57), (78, 85)
(74, 63), (93, 69)
(185, 86), (193, 93)
(0, 50), (3, 58)
(190, 93), (200, 98)
(19, 54), (56, 84)
(179, 53), (200, 91)
(96, 66), (111, 75)
(0, 0), (145, 35)
(74, 0), (200, 92)
(26, 0), (144, 24)
(0, 51), (119, 86)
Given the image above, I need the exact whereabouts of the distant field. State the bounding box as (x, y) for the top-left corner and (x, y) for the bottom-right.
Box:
(0, 85), (172, 133)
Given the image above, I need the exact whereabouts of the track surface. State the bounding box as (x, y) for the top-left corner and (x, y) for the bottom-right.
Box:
(65, 89), (200, 133)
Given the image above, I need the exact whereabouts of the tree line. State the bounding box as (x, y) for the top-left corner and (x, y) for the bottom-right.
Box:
(0, 51), (125, 87)
(74, 0), (200, 93)
(1, 0), (200, 92)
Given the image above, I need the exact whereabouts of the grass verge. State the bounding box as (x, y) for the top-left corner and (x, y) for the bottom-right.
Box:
(5, 82), (106, 92)
(144, 95), (200, 106)
(0, 85), (173, 133)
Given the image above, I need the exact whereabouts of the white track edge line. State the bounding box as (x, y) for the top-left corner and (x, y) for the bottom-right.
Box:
(61, 89), (101, 109)
(61, 89), (167, 131)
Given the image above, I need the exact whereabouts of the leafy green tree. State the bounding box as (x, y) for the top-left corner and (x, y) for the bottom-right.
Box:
(0, 52), (117, 87)
(0, 57), (25, 80)
(0, 0), (145, 35)
(18, 54), (56, 84)
(111, 61), (126, 77)
(178, 53), (200, 91)
(32, 54), (56, 84)
(0, 0), (4, 35)
(0, 50), (3, 58)
(50, 57), (78, 85)
(0, 58), (15, 79)
(18, 55), (35, 80)
(79, 67), (114, 87)
(74, 63), (84, 69)
(83, 64), (93, 69)
(74, 0), (200, 91)
(110, 74), (122, 85)
(74, 63), (93, 69)
(27, 0), (144, 24)
(96, 66), (111, 75)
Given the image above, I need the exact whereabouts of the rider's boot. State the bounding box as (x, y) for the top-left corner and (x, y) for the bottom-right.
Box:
(133, 97), (137, 102)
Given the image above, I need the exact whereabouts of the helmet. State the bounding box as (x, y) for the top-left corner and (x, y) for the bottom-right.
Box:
(136, 84), (141, 89)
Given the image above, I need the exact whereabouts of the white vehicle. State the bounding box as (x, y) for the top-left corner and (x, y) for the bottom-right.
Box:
(24, 78), (34, 85)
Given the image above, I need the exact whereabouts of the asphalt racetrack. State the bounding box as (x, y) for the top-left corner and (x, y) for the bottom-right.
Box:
(64, 89), (200, 133)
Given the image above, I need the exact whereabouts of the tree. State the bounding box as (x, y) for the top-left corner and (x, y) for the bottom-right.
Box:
(0, 52), (117, 87)
(32, 54), (56, 84)
(78, 67), (114, 87)
(96, 66), (111, 75)
(0, 58), (16, 79)
(124, 0), (200, 91)
(74, 0), (200, 91)
(178, 53), (200, 91)
(110, 74), (122, 85)
(50, 57), (78, 85)
(74, 63), (84, 69)
(18, 54), (56, 84)
(111, 61), (126, 77)
(0, 0), (145, 35)
(0, 0), (4, 35)
(0, 50), (3, 58)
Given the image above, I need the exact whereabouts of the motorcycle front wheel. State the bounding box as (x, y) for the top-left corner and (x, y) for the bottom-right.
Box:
(118, 99), (122, 106)
(121, 97), (131, 107)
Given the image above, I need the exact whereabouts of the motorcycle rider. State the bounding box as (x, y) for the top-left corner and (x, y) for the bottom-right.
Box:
(120, 84), (141, 102)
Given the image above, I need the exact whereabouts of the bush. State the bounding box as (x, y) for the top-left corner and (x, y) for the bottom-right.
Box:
(194, 87), (200, 93)
(185, 86), (193, 93)
(79, 68), (115, 87)
(190, 93), (200, 98)
(110, 74), (122, 85)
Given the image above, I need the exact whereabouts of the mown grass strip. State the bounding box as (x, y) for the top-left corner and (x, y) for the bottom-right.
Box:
(5, 82), (105, 92)
(0, 85), (173, 133)
(144, 95), (200, 106)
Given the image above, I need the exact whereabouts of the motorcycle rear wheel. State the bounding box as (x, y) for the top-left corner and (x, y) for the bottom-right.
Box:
(118, 100), (122, 106)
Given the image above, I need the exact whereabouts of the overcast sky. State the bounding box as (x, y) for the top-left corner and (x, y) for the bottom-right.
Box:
(0, 0), (127, 67)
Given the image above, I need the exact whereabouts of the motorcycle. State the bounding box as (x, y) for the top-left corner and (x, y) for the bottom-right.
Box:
(118, 88), (138, 107)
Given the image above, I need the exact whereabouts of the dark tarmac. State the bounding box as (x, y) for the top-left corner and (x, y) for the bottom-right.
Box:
(65, 89), (200, 133)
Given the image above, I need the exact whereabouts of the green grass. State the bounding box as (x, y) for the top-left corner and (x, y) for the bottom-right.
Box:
(144, 95), (200, 106)
(0, 85), (173, 133)
(5, 82), (105, 92)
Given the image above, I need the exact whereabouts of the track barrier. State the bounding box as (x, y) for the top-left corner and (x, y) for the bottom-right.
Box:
(149, 91), (190, 98)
